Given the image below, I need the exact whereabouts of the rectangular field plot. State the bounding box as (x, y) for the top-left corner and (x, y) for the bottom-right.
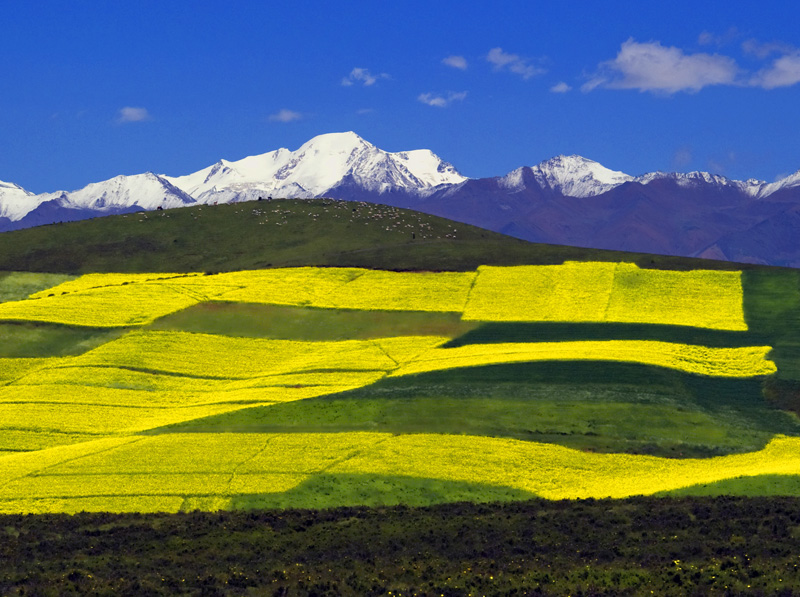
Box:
(464, 262), (748, 330)
(390, 340), (776, 378)
(605, 263), (747, 330)
(313, 270), (476, 312)
(463, 262), (616, 322)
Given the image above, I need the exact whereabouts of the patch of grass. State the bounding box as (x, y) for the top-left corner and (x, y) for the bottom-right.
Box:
(229, 473), (538, 510)
(0, 322), (125, 358)
(149, 301), (479, 341)
(656, 475), (800, 497)
(0, 272), (75, 303)
(743, 268), (800, 380)
(153, 362), (800, 458)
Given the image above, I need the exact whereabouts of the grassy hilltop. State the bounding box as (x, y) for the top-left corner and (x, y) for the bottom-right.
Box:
(3, 199), (800, 594)
(0, 198), (747, 273)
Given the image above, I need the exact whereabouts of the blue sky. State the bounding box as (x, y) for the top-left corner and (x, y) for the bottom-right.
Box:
(2, 0), (800, 193)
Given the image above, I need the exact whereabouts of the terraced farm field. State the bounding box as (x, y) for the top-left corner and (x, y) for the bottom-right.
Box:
(1, 261), (798, 513)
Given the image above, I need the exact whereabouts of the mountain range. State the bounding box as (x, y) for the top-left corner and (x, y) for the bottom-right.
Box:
(2, 131), (800, 267)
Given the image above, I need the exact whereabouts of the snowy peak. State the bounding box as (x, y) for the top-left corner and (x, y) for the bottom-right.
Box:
(0, 179), (47, 221)
(756, 169), (800, 198)
(164, 131), (467, 203)
(501, 155), (634, 198)
(67, 172), (195, 212)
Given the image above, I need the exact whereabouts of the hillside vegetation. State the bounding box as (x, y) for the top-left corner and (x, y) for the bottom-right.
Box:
(0, 198), (750, 273)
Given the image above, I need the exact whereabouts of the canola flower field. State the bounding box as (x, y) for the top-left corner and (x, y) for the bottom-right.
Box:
(0, 262), (794, 513)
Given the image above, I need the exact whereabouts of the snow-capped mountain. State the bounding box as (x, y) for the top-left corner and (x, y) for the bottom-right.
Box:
(0, 180), (48, 221)
(500, 155), (635, 198)
(3, 131), (800, 266)
(164, 131), (466, 205)
(66, 173), (195, 211)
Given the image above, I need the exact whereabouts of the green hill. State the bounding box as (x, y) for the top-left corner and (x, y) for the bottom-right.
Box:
(0, 198), (748, 273)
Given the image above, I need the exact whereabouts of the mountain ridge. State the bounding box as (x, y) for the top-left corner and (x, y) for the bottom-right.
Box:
(2, 131), (800, 266)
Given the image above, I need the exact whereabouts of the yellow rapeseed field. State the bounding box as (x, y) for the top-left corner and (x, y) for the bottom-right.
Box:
(464, 262), (617, 322)
(1, 432), (799, 513)
(605, 263), (747, 330)
(66, 331), (450, 378)
(331, 433), (800, 500)
(5, 263), (748, 328)
(391, 340), (776, 378)
(462, 262), (747, 330)
(27, 273), (202, 298)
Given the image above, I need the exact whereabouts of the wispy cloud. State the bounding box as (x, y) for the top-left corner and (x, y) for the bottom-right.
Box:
(418, 91), (467, 108)
(550, 82), (572, 93)
(341, 67), (390, 87)
(442, 55), (468, 70)
(117, 106), (151, 123)
(268, 109), (303, 123)
(486, 47), (545, 80)
(741, 38), (796, 59)
(750, 52), (800, 89)
(582, 39), (738, 94)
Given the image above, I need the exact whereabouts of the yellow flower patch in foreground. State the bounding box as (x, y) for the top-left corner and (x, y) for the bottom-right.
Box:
(1, 433), (800, 513)
(331, 434), (800, 499)
(391, 341), (776, 378)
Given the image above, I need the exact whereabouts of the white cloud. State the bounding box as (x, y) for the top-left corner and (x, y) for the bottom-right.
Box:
(417, 91), (467, 108)
(583, 39), (738, 94)
(117, 106), (151, 123)
(341, 67), (389, 87)
(550, 82), (572, 93)
(442, 55), (468, 70)
(268, 109), (303, 123)
(750, 52), (800, 89)
(486, 47), (545, 80)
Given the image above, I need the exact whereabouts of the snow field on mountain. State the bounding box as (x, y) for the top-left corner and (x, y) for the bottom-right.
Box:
(2, 433), (800, 513)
